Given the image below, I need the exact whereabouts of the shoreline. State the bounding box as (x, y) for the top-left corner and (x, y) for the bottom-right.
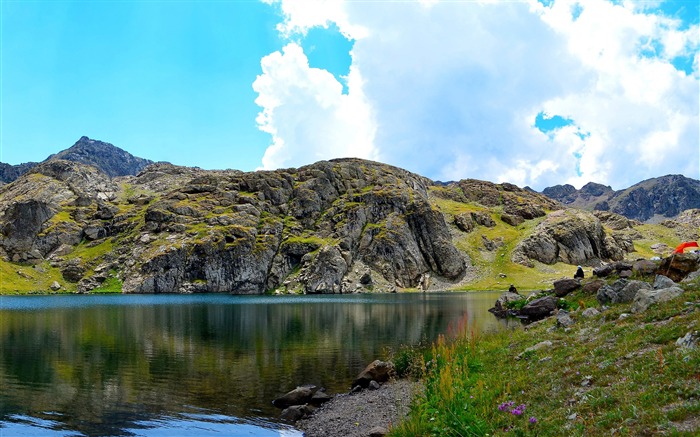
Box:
(295, 379), (422, 437)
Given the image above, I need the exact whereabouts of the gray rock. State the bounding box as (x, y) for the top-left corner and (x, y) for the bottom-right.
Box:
(454, 213), (474, 233)
(633, 259), (659, 276)
(597, 279), (649, 305)
(593, 263), (615, 277)
(556, 310), (575, 327)
(631, 286), (684, 313)
(554, 278), (580, 297)
(489, 291), (523, 317)
(675, 331), (698, 349)
(471, 211), (495, 227)
(512, 209), (626, 267)
(368, 380), (381, 390)
(280, 405), (313, 422)
(581, 308), (600, 318)
(519, 296), (558, 320)
(273, 385), (319, 409)
(310, 390), (332, 406)
(516, 340), (552, 360)
(653, 274), (676, 289)
(501, 213), (524, 226)
(352, 360), (396, 389)
(50, 281), (61, 291)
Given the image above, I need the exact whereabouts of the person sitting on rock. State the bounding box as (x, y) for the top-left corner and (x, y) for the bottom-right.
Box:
(508, 284), (518, 294)
(574, 266), (584, 279)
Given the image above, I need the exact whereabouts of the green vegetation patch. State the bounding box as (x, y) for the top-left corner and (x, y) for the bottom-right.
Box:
(0, 260), (72, 294)
(389, 283), (700, 436)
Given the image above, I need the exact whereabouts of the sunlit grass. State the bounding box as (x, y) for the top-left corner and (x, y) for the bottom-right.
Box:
(389, 280), (700, 436)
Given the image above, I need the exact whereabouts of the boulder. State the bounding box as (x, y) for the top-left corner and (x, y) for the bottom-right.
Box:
(581, 279), (605, 295)
(352, 360), (396, 389)
(597, 279), (650, 305)
(454, 213), (474, 233)
(83, 226), (107, 241)
(554, 278), (581, 297)
(516, 340), (552, 360)
(581, 308), (600, 318)
(272, 385), (318, 409)
(655, 253), (700, 282)
(676, 331), (699, 349)
(593, 264), (615, 278)
(653, 275), (676, 290)
(50, 281), (61, 291)
(489, 291), (523, 318)
(633, 259), (659, 276)
(310, 390), (332, 406)
(280, 405), (314, 422)
(61, 259), (86, 283)
(630, 286), (684, 313)
(471, 211), (496, 227)
(519, 296), (558, 320)
(511, 209), (625, 267)
(556, 310), (574, 327)
(501, 213), (524, 227)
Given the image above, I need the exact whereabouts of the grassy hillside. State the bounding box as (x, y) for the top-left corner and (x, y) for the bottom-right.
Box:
(389, 276), (700, 436)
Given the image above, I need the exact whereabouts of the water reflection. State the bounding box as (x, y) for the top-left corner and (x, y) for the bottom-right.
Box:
(0, 292), (513, 436)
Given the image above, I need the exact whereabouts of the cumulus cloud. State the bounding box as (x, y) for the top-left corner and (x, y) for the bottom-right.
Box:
(256, 0), (699, 190)
(252, 42), (376, 170)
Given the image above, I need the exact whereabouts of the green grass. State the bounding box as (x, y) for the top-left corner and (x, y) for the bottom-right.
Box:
(0, 260), (73, 293)
(389, 280), (700, 436)
(90, 274), (123, 293)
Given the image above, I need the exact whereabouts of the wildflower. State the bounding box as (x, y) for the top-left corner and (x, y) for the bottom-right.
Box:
(529, 416), (537, 424)
(498, 400), (515, 411)
(510, 404), (526, 416)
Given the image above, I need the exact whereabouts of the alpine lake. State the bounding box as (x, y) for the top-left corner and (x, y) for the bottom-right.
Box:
(0, 291), (516, 436)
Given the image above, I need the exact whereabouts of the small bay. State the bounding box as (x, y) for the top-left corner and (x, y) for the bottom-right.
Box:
(0, 292), (513, 436)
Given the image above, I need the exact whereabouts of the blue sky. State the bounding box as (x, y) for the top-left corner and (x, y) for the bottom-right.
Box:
(1, 0), (698, 190)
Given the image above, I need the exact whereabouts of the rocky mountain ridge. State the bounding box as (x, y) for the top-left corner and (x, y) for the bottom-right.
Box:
(0, 136), (153, 184)
(542, 174), (700, 222)
(1, 138), (697, 294)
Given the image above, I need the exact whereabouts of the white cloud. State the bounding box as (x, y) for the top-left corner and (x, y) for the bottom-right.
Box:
(252, 43), (377, 170)
(257, 0), (699, 190)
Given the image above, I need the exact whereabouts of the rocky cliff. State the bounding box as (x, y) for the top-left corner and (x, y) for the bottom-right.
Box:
(542, 175), (700, 222)
(1, 158), (469, 293)
(2, 139), (686, 294)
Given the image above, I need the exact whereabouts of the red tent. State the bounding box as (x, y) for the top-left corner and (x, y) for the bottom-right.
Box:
(673, 241), (699, 254)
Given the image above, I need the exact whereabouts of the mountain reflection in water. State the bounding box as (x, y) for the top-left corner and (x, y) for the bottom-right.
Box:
(0, 292), (514, 436)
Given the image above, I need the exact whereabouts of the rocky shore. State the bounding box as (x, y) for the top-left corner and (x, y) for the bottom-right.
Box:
(296, 379), (422, 437)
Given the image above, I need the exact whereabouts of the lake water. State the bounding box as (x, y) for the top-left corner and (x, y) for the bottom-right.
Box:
(0, 292), (512, 436)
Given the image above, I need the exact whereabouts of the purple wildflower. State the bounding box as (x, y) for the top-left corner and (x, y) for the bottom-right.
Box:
(510, 404), (526, 416)
(498, 400), (515, 411)
(529, 416), (537, 424)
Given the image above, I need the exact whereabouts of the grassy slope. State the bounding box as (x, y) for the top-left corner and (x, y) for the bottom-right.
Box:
(389, 277), (700, 436)
(432, 196), (587, 292)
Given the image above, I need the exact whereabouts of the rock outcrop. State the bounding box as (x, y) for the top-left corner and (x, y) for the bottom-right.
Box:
(1, 157), (468, 294)
(512, 209), (626, 267)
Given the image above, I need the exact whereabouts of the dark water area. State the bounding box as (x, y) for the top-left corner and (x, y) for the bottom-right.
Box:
(0, 292), (514, 436)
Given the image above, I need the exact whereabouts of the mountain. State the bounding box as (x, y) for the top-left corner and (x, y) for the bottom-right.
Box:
(0, 136), (153, 183)
(1, 138), (697, 294)
(0, 161), (39, 185)
(542, 175), (700, 222)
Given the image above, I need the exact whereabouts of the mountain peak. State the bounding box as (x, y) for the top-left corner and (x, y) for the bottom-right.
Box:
(46, 137), (154, 178)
